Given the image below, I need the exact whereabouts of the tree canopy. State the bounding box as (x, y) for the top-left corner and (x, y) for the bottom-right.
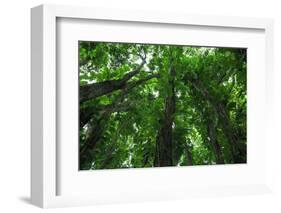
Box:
(79, 41), (247, 170)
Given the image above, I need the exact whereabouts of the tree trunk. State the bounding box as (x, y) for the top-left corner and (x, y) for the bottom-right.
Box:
(79, 111), (111, 168)
(154, 67), (176, 167)
(216, 102), (240, 163)
(207, 121), (224, 164)
(187, 77), (239, 163)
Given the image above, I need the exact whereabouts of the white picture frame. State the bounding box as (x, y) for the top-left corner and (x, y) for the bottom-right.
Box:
(31, 4), (274, 208)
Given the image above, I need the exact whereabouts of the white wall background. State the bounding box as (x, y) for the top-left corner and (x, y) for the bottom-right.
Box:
(0, 0), (280, 212)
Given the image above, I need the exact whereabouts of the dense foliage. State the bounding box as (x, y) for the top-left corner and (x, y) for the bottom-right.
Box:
(79, 41), (247, 170)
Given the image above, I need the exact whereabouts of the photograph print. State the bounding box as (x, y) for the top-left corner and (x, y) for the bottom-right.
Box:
(79, 41), (247, 170)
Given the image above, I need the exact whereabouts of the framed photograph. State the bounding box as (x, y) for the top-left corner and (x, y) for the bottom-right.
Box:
(31, 4), (274, 208)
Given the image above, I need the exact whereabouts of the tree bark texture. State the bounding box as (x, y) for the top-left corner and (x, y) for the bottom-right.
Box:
(154, 66), (176, 167)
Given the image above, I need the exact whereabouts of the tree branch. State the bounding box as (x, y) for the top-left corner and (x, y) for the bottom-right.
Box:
(80, 61), (146, 103)
(121, 60), (146, 83)
(79, 73), (159, 162)
(80, 73), (160, 128)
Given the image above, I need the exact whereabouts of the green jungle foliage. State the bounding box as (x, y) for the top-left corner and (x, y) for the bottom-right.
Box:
(79, 41), (247, 170)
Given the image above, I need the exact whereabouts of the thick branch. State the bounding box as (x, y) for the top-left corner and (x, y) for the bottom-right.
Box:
(80, 61), (145, 103)
(79, 73), (160, 128)
(79, 73), (159, 166)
